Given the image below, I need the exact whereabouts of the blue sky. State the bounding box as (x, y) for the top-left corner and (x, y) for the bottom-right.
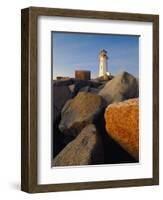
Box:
(52, 32), (139, 79)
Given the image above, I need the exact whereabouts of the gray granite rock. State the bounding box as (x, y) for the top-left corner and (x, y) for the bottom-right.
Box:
(53, 84), (72, 121)
(53, 124), (104, 166)
(59, 92), (106, 136)
(99, 71), (139, 104)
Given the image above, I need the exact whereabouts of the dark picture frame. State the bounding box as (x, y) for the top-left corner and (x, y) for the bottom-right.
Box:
(21, 7), (159, 193)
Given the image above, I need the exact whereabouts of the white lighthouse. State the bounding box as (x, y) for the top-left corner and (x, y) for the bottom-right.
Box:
(99, 49), (110, 77)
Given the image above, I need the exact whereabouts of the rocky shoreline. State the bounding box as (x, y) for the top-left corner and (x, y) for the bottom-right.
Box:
(53, 71), (139, 166)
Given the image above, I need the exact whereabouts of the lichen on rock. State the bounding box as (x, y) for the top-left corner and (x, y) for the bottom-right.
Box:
(104, 98), (139, 160)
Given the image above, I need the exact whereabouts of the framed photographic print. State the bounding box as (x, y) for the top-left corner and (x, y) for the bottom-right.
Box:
(21, 7), (159, 193)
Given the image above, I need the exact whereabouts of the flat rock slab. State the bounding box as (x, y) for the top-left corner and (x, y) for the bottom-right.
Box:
(59, 91), (106, 136)
(104, 98), (139, 160)
(53, 124), (104, 166)
(99, 71), (139, 105)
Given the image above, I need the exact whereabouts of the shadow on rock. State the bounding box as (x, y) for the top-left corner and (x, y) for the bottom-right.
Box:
(94, 108), (137, 164)
(53, 115), (74, 157)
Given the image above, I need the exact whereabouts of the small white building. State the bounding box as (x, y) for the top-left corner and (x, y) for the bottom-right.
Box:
(99, 49), (110, 77)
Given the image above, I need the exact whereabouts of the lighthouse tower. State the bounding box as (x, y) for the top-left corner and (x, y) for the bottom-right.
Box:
(99, 49), (110, 77)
